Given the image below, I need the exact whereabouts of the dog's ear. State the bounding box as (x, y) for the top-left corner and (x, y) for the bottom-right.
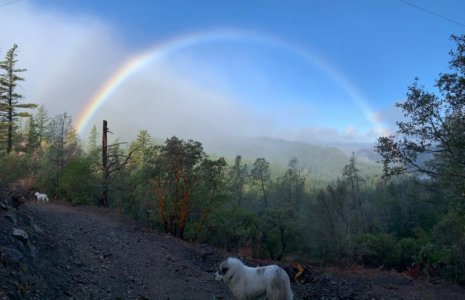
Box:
(220, 266), (229, 275)
(218, 261), (229, 275)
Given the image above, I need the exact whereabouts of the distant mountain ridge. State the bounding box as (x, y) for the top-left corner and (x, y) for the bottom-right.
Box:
(202, 136), (381, 181)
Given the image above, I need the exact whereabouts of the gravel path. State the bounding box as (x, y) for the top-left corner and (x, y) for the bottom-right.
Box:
(28, 203), (232, 299)
(18, 202), (465, 300)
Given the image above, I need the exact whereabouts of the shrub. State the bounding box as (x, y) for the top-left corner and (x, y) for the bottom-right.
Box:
(413, 213), (465, 284)
(0, 154), (29, 184)
(196, 206), (260, 254)
(359, 233), (399, 269)
(396, 237), (420, 270)
(59, 157), (100, 205)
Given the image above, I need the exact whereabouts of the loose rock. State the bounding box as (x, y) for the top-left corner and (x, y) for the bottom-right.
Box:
(12, 228), (29, 244)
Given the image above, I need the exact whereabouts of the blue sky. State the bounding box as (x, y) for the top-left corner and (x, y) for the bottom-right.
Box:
(1, 0), (464, 145)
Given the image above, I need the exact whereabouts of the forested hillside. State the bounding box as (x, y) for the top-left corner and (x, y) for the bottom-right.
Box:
(204, 136), (381, 184)
(1, 35), (465, 288)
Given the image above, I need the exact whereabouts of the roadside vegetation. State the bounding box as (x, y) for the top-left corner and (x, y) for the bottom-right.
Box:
(2, 35), (465, 285)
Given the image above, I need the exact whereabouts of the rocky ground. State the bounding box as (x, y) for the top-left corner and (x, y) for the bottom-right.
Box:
(1, 186), (465, 299)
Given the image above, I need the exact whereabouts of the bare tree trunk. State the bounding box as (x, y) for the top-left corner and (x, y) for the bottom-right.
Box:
(261, 173), (268, 208)
(101, 120), (109, 207)
(7, 104), (12, 153)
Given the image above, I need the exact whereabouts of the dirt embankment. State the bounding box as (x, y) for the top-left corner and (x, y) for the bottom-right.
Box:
(2, 198), (465, 299)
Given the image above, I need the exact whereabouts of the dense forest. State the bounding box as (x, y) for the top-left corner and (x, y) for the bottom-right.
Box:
(1, 35), (465, 286)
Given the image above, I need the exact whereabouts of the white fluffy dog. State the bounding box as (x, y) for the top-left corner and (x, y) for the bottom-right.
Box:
(215, 257), (293, 300)
(35, 192), (49, 203)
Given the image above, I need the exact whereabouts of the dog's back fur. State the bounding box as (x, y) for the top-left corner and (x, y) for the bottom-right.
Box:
(215, 257), (293, 300)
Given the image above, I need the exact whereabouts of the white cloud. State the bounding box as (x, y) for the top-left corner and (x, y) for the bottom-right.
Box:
(0, 1), (387, 147)
(0, 1), (126, 118)
(89, 63), (276, 144)
(1, 1), (277, 145)
(369, 103), (406, 136)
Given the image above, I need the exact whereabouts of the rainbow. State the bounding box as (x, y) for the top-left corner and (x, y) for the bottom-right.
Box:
(75, 29), (387, 136)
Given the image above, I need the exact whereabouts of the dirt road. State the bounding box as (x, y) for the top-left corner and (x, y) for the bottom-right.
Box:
(28, 203), (232, 299)
(18, 202), (465, 299)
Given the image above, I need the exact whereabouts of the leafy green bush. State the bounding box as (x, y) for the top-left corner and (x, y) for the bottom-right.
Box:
(396, 237), (421, 270)
(414, 213), (465, 284)
(0, 154), (29, 184)
(358, 231), (430, 272)
(59, 157), (100, 205)
(359, 233), (399, 269)
(432, 212), (465, 247)
(196, 206), (260, 254)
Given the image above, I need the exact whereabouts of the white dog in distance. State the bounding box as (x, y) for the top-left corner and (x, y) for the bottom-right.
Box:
(215, 257), (293, 300)
(35, 192), (49, 203)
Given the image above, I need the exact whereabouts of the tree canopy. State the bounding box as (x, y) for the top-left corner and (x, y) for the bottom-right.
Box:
(376, 35), (465, 200)
(0, 44), (37, 154)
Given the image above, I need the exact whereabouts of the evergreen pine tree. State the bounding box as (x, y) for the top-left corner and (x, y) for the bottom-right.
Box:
(0, 44), (37, 153)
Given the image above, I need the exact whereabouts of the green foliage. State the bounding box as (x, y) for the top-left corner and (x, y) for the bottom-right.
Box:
(0, 154), (29, 184)
(200, 206), (260, 253)
(86, 125), (99, 155)
(259, 208), (299, 260)
(416, 212), (465, 284)
(228, 155), (248, 206)
(368, 35), (465, 283)
(151, 136), (206, 238)
(396, 237), (421, 270)
(354, 213), (465, 283)
(358, 234), (421, 271)
(375, 34), (465, 194)
(0, 44), (37, 154)
(128, 130), (156, 170)
(251, 157), (271, 208)
(34, 105), (48, 146)
(102, 139), (134, 208)
(58, 156), (100, 205)
(25, 116), (39, 154)
(432, 212), (465, 246)
(359, 233), (399, 269)
(196, 157), (229, 205)
(43, 113), (80, 195)
(122, 132), (159, 222)
(1, 39), (463, 286)
(414, 238), (465, 284)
